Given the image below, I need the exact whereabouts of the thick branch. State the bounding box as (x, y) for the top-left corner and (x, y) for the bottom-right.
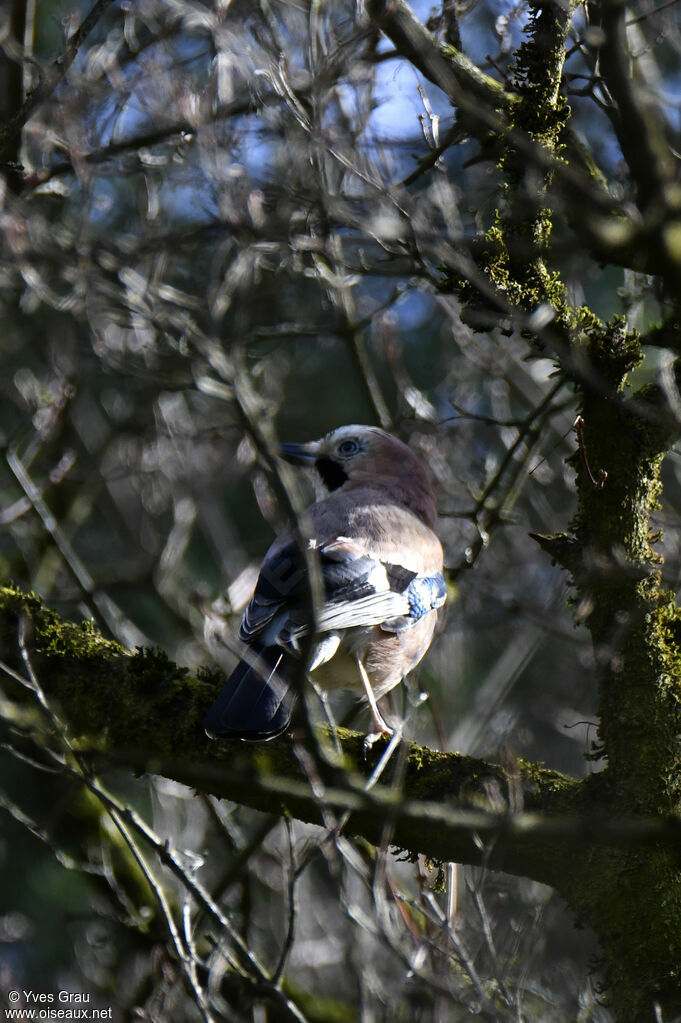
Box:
(0, 583), (607, 891)
(366, 0), (514, 115)
(548, 327), (681, 1019)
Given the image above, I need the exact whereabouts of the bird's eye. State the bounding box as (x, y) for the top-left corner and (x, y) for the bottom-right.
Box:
(338, 439), (359, 456)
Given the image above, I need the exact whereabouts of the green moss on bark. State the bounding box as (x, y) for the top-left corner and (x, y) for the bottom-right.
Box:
(553, 312), (681, 1019)
(487, 0), (577, 321)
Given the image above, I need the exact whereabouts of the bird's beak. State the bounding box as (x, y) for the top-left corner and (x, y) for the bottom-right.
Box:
(279, 441), (318, 465)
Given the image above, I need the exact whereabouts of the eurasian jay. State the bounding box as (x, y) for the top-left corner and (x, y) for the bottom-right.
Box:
(203, 425), (446, 741)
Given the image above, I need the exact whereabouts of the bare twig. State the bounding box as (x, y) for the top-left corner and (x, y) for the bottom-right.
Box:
(7, 443), (149, 646)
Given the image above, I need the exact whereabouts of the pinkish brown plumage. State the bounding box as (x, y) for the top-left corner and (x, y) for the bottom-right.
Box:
(204, 425), (446, 741)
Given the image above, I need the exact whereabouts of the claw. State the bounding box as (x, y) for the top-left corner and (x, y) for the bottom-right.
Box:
(362, 730), (386, 759)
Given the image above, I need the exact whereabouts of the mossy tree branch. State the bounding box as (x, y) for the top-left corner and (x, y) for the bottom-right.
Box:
(0, 584), (584, 886)
(0, 578), (654, 823)
(561, 341), (681, 1021)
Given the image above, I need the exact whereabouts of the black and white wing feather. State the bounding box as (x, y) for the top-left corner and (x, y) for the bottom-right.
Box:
(240, 536), (445, 646)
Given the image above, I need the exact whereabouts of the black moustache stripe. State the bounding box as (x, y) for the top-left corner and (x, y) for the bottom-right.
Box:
(316, 457), (348, 491)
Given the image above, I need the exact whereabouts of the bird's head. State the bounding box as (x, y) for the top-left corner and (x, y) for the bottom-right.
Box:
(280, 425), (437, 526)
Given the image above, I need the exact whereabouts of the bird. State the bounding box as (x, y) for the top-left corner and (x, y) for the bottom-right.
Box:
(203, 425), (446, 741)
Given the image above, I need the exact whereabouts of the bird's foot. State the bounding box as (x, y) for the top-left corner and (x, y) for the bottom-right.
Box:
(362, 730), (389, 758)
(362, 711), (394, 759)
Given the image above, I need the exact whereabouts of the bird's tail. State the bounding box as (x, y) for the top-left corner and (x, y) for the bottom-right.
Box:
(203, 645), (293, 740)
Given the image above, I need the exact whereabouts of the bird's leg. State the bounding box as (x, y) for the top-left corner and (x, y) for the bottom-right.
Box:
(355, 655), (393, 754)
(355, 655), (391, 733)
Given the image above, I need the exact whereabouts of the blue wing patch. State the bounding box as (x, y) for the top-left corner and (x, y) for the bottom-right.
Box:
(407, 573), (447, 619)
